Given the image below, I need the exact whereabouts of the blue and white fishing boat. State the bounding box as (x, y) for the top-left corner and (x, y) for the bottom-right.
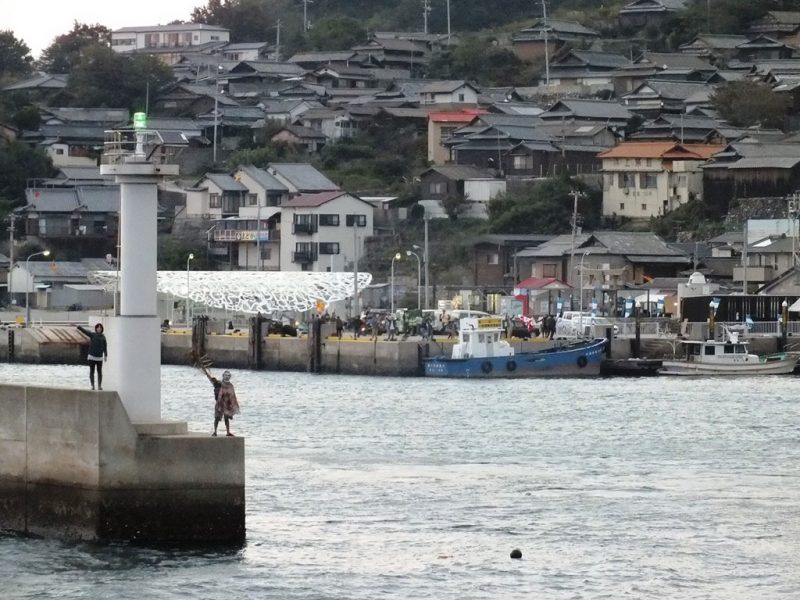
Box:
(423, 317), (606, 378)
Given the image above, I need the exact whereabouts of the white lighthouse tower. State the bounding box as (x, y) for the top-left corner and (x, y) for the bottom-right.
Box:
(100, 114), (180, 422)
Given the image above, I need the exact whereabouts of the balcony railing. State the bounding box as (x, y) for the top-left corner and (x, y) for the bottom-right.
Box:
(213, 229), (272, 243)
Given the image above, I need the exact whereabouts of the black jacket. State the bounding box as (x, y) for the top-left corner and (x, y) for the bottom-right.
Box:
(77, 326), (107, 358)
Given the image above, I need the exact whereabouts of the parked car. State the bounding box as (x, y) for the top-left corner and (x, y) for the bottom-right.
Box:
(555, 312), (618, 339)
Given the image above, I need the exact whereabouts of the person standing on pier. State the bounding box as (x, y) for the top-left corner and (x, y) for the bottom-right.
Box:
(206, 369), (241, 437)
(77, 323), (107, 390)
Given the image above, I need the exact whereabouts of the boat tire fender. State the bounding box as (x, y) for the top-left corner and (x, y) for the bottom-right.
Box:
(481, 361), (493, 374)
(506, 360), (517, 372)
(576, 355), (588, 368)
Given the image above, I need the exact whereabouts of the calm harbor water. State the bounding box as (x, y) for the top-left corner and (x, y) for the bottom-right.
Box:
(1, 364), (799, 599)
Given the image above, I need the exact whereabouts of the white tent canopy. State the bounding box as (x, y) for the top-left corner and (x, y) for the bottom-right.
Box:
(89, 271), (372, 314)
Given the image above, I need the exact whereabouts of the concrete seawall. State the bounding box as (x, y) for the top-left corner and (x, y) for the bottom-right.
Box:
(0, 384), (245, 544)
(2, 326), (788, 374)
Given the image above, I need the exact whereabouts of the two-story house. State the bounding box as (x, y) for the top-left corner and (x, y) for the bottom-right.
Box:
(185, 173), (247, 218)
(111, 23), (230, 54)
(279, 191), (374, 272)
(598, 141), (724, 219)
(208, 165), (290, 270)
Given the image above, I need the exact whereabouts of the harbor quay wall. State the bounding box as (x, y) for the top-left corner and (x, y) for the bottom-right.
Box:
(0, 384), (245, 544)
(2, 327), (787, 372)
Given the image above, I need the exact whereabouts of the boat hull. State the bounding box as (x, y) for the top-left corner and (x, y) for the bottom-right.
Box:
(423, 339), (606, 378)
(659, 355), (797, 375)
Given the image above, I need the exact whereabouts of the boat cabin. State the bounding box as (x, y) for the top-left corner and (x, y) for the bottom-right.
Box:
(684, 331), (756, 364)
(452, 317), (514, 359)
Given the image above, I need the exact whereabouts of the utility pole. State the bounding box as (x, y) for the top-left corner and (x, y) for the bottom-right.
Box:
(568, 189), (583, 291)
(542, 0), (550, 87)
(742, 220), (748, 294)
(303, 0), (310, 33)
(352, 223), (359, 318)
(446, 0), (451, 40)
(786, 192), (800, 269)
(422, 0), (431, 34)
(424, 213), (430, 309)
(7, 213), (15, 305)
(275, 19), (282, 62)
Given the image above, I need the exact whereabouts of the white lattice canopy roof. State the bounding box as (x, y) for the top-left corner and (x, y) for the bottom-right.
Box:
(90, 271), (373, 314)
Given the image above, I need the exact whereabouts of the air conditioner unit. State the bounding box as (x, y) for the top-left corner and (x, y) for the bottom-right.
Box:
(623, 188), (630, 195)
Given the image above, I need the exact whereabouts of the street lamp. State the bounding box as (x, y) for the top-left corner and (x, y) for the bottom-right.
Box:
(25, 249), (50, 326)
(212, 65), (225, 163)
(406, 249), (421, 310)
(186, 253), (195, 326)
(390, 252), (401, 313)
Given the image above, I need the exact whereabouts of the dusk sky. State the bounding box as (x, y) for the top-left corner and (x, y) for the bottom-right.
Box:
(7, 0), (203, 58)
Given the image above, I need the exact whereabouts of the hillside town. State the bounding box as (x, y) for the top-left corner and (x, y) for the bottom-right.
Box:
(2, 2), (800, 325)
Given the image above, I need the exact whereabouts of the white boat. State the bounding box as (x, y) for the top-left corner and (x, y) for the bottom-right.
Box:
(659, 329), (797, 376)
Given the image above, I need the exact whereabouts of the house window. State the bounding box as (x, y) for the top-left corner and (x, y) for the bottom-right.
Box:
(542, 263), (557, 278)
(458, 93), (465, 102)
(319, 214), (340, 226)
(641, 203), (647, 211)
(486, 252), (499, 265)
(247, 194), (258, 205)
(620, 203), (625, 210)
(345, 214), (366, 227)
(635, 158), (641, 166)
(209, 194), (221, 208)
(260, 246), (271, 260)
(639, 173), (657, 189)
(513, 155), (533, 170)
(646, 159), (652, 166)
(618, 173), (636, 188)
(429, 182), (446, 194)
(319, 242), (340, 255)
(55, 148), (65, 155)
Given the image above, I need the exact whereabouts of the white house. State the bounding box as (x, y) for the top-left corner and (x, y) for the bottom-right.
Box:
(597, 141), (724, 219)
(419, 81), (480, 105)
(111, 23), (230, 53)
(279, 191), (374, 272)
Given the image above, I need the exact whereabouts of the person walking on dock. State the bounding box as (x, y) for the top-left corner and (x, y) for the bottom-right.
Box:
(206, 369), (241, 437)
(77, 323), (107, 390)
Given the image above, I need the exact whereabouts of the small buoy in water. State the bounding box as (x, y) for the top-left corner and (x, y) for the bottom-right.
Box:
(510, 548), (522, 559)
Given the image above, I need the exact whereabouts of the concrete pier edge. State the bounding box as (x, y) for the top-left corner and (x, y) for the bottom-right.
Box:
(0, 384), (245, 544)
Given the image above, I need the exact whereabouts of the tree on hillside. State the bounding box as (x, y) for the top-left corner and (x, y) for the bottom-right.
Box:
(0, 142), (54, 215)
(38, 22), (111, 73)
(663, 0), (800, 49)
(711, 80), (791, 129)
(64, 45), (173, 109)
(487, 177), (601, 234)
(428, 35), (531, 86)
(192, 0), (289, 43)
(308, 16), (367, 50)
(0, 31), (33, 81)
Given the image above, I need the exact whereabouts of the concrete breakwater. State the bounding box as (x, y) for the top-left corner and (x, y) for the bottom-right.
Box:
(0, 384), (244, 544)
(0, 325), (784, 374)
